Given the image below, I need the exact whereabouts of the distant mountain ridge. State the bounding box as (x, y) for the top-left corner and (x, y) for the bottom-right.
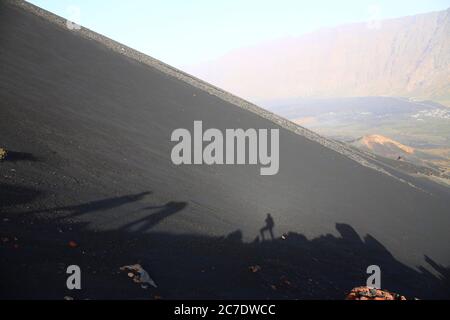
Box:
(191, 8), (450, 107)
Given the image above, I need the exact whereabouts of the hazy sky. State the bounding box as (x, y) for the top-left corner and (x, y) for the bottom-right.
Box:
(29, 0), (450, 69)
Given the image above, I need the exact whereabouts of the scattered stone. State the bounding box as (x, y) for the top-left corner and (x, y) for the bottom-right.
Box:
(68, 240), (78, 248)
(120, 264), (157, 289)
(345, 286), (407, 300)
(0, 148), (7, 160)
(248, 265), (261, 273)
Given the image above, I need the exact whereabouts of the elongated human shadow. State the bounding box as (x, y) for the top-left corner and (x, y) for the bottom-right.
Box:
(121, 201), (187, 232)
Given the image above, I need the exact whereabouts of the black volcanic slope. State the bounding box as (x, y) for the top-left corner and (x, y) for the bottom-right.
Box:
(1, 1), (449, 299)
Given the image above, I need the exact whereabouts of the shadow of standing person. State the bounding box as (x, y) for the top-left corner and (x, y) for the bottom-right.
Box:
(30, 191), (152, 218)
(122, 201), (187, 233)
(260, 213), (275, 241)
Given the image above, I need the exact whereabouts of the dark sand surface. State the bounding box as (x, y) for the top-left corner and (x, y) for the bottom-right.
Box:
(1, 1), (449, 299)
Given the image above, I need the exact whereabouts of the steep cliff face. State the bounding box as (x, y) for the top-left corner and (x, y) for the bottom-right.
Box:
(191, 9), (450, 106)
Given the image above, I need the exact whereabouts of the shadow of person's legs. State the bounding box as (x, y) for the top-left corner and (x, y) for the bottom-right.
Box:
(122, 201), (187, 232)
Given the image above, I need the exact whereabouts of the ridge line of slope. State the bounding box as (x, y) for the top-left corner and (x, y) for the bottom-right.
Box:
(7, 0), (418, 188)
